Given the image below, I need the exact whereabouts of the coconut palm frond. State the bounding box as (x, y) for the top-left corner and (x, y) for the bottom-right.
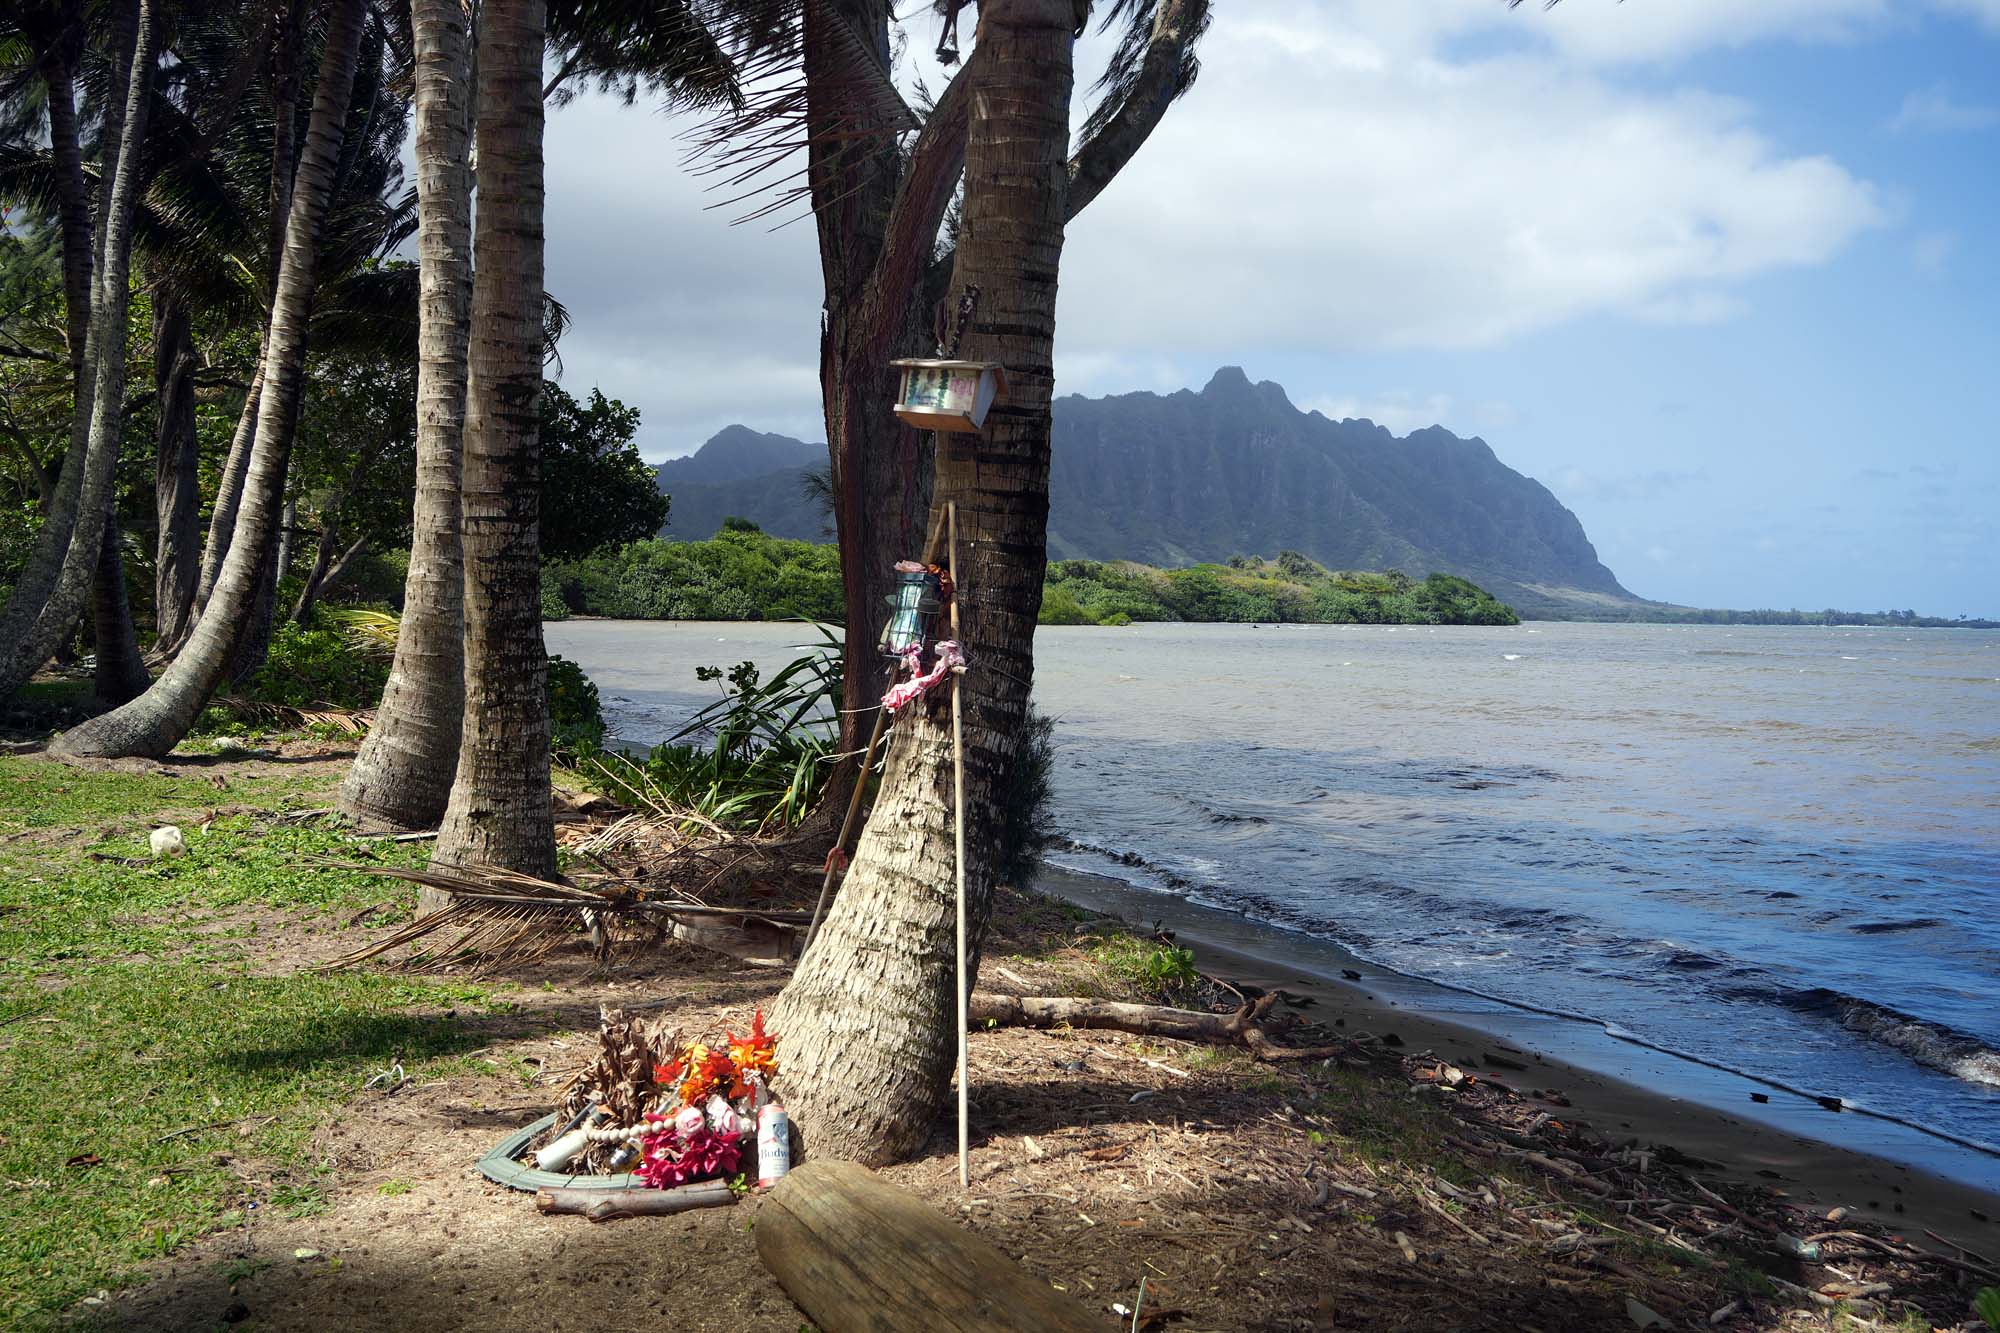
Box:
(544, 0), (744, 112)
(208, 693), (374, 732)
(325, 606), (399, 658)
(684, 0), (919, 227)
(311, 258), (420, 362)
(543, 291), (572, 368)
(322, 860), (809, 973)
(1080, 0), (1210, 147)
(295, 706), (371, 734)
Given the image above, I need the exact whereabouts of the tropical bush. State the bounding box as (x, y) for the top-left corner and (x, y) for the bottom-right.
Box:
(548, 530), (1517, 629)
(1093, 934), (1200, 1002)
(540, 565), (569, 622)
(548, 524), (842, 622)
(242, 617), (391, 710)
(547, 654), (605, 756)
(1042, 555), (1518, 626)
(998, 706), (1057, 887)
(575, 632), (842, 832)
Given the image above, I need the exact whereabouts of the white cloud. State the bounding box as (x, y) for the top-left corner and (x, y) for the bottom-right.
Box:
(1056, 15), (1887, 368)
(1303, 391), (1457, 436)
(530, 3), (1894, 446)
(540, 94), (825, 456)
(1889, 83), (2000, 132)
(1496, 0), (1898, 64)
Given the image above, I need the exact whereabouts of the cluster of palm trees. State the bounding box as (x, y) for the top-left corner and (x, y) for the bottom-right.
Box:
(1, 0), (1210, 1165)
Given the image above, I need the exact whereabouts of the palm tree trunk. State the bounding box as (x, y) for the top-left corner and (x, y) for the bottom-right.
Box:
(274, 498), (297, 585)
(339, 0), (473, 836)
(772, 0), (1075, 1166)
(292, 532), (365, 621)
(226, 532), (283, 682)
(90, 525), (149, 703)
(433, 0), (553, 877)
(0, 0), (156, 698)
(152, 296), (201, 651)
(196, 366), (262, 612)
(44, 54), (94, 451)
(52, 0), (369, 759)
(195, 0), (300, 616)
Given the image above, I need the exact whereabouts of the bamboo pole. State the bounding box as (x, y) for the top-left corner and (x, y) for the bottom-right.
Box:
(948, 501), (969, 1190)
(799, 693), (891, 958)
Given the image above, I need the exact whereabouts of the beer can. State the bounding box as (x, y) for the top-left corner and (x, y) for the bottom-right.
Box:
(756, 1103), (790, 1186)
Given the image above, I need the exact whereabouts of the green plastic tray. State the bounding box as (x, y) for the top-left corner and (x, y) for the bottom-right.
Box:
(476, 1112), (641, 1192)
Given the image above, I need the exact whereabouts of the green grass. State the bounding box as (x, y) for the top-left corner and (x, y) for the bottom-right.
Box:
(0, 753), (504, 1326)
(1089, 935), (1198, 1001)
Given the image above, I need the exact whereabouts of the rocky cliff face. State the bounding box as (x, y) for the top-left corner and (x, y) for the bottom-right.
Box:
(1048, 368), (1632, 611)
(652, 368), (1637, 614)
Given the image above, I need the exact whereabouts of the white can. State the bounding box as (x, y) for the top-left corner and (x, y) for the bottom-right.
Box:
(756, 1103), (790, 1186)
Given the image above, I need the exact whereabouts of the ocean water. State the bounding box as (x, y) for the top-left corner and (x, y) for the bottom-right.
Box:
(546, 618), (2000, 1157)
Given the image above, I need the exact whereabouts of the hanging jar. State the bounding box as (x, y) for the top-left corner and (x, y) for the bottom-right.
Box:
(881, 563), (943, 658)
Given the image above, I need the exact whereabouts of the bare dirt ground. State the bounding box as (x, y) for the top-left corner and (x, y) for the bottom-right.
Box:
(94, 914), (1996, 1331)
(48, 750), (1996, 1332)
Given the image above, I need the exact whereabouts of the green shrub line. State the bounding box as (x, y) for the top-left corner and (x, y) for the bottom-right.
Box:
(544, 527), (1518, 627)
(1043, 555), (1519, 627)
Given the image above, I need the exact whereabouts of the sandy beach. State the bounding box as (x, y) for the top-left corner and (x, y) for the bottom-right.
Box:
(1040, 863), (2000, 1259)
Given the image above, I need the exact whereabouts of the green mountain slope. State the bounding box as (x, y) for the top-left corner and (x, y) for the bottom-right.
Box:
(650, 368), (1641, 616)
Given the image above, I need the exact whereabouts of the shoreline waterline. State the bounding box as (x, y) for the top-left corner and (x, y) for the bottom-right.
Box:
(1033, 861), (2000, 1227)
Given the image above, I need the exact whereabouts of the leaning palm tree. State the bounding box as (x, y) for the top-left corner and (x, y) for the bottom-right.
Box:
(431, 0), (556, 876)
(770, 0), (1086, 1166)
(335, 0), (473, 836)
(53, 0), (372, 758)
(0, 0), (160, 702)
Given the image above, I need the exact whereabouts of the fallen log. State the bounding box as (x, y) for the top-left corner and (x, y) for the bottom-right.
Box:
(755, 1160), (1099, 1332)
(969, 991), (1357, 1063)
(535, 1181), (735, 1221)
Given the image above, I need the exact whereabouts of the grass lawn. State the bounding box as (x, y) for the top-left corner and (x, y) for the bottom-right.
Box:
(0, 754), (507, 1326)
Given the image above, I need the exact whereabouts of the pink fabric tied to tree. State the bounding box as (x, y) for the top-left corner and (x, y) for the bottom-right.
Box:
(883, 640), (965, 714)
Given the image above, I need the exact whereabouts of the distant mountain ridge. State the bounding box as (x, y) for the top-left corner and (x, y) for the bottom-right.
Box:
(652, 368), (1641, 615)
(654, 426), (828, 544)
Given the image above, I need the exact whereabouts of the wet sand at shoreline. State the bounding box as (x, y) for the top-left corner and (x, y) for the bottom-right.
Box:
(1039, 864), (2000, 1260)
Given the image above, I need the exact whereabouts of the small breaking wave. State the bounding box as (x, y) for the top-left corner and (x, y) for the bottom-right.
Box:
(1848, 917), (1946, 935)
(1787, 989), (2000, 1088)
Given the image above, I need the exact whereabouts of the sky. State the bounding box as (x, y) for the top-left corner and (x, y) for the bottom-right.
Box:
(535, 0), (2000, 617)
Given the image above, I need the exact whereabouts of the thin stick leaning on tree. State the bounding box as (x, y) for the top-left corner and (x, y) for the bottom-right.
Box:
(799, 695), (891, 957)
(949, 500), (969, 1191)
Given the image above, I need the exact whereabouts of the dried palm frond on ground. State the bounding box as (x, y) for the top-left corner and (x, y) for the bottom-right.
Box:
(208, 695), (374, 734)
(540, 1006), (684, 1173)
(320, 861), (810, 973)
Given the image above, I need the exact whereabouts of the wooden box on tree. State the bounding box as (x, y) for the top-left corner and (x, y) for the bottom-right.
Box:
(888, 359), (1007, 433)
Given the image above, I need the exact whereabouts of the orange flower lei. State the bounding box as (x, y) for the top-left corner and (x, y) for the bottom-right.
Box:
(726, 1010), (778, 1084)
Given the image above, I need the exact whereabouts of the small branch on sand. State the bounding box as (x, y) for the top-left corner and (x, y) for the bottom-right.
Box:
(535, 1182), (735, 1221)
(968, 992), (1367, 1065)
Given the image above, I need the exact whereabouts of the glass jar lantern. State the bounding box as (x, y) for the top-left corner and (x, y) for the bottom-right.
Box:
(881, 567), (943, 657)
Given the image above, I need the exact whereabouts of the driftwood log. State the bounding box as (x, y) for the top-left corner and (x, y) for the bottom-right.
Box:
(535, 1181), (735, 1221)
(755, 1160), (1099, 1332)
(970, 991), (1355, 1062)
